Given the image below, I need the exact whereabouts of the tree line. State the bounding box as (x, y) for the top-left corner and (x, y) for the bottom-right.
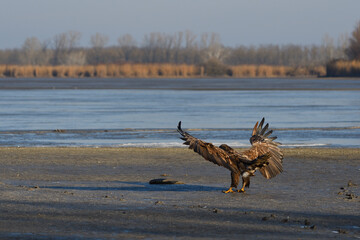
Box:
(0, 20), (360, 77)
(0, 31), (349, 67)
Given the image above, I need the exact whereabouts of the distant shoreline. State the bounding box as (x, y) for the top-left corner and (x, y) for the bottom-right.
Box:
(0, 77), (359, 90)
(0, 64), (327, 79)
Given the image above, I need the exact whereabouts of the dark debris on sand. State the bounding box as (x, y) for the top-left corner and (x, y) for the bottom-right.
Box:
(338, 180), (359, 200)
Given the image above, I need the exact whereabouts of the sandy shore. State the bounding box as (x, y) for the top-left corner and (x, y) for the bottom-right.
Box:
(0, 147), (359, 239)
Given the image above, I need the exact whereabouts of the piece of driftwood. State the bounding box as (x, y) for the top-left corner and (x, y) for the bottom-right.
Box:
(149, 178), (184, 184)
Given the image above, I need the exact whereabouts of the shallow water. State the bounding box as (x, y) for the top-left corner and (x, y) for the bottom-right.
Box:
(0, 89), (359, 147)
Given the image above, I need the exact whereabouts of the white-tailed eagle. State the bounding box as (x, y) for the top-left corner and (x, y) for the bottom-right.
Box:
(177, 118), (283, 193)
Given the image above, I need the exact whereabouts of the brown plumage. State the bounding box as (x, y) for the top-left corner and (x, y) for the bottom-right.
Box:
(177, 118), (283, 193)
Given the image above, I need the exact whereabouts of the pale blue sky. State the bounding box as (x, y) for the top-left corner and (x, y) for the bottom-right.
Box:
(0, 0), (359, 49)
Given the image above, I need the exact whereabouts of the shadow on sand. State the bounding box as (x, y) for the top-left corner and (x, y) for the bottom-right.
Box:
(38, 181), (225, 192)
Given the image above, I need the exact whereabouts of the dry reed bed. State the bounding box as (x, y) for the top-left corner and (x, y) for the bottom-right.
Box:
(326, 60), (360, 77)
(0, 64), (326, 78)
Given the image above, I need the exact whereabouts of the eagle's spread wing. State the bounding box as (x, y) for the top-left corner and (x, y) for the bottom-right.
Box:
(177, 121), (239, 173)
(243, 118), (283, 179)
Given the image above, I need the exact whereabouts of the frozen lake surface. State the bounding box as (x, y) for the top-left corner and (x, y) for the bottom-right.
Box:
(0, 80), (359, 148)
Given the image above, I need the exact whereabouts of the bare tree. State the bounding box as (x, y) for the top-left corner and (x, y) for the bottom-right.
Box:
(20, 37), (51, 65)
(90, 33), (109, 49)
(118, 34), (137, 62)
(20, 37), (42, 65)
(52, 31), (82, 65)
(163, 33), (176, 63)
(201, 32), (226, 61)
(118, 34), (137, 47)
(321, 34), (335, 62)
(52, 33), (67, 65)
(183, 30), (199, 64)
(89, 33), (109, 64)
(336, 33), (349, 60)
(67, 31), (82, 49)
(171, 32), (184, 63)
(185, 30), (197, 49)
(346, 20), (360, 60)
(64, 51), (86, 65)
(142, 32), (159, 62)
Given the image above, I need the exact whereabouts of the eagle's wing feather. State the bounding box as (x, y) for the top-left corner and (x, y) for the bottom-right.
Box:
(245, 118), (284, 179)
(178, 121), (239, 173)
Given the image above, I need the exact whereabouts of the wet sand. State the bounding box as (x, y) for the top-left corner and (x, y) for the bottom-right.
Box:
(0, 147), (359, 239)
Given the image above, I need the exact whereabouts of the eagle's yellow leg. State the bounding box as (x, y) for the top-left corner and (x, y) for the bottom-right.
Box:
(237, 182), (246, 193)
(222, 187), (235, 193)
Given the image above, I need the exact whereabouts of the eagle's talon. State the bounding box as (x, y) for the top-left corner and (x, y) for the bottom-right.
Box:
(238, 188), (246, 193)
(223, 187), (235, 193)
